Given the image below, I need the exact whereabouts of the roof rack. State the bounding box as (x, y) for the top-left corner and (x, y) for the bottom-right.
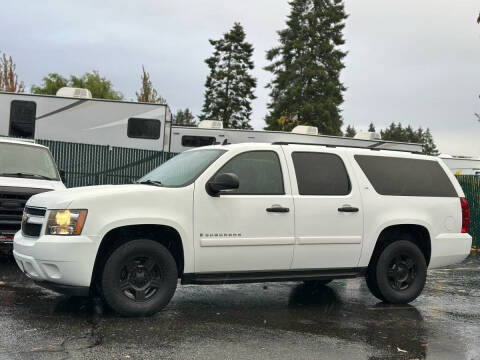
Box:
(272, 141), (424, 154)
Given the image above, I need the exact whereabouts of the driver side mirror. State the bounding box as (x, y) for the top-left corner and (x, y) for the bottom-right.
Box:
(206, 173), (239, 197)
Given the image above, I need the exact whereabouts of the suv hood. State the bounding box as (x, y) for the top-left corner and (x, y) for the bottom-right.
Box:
(26, 184), (161, 209)
(0, 176), (65, 191)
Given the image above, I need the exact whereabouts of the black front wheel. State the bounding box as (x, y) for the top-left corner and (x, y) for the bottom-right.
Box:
(368, 240), (427, 304)
(101, 239), (178, 317)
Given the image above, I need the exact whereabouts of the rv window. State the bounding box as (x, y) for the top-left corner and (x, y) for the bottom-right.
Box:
(355, 155), (457, 197)
(9, 100), (37, 139)
(182, 135), (216, 148)
(292, 152), (351, 196)
(127, 118), (161, 140)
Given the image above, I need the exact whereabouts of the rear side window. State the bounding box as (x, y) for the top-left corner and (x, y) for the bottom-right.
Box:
(182, 135), (216, 148)
(127, 118), (161, 139)
(355, 155), (457, 197)
(9, 100), (36, 139)
(216, 151), (284, 195)
(292, 152), (351, 195)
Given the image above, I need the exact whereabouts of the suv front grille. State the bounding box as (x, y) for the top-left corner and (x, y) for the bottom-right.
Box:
(0, 187), (50, 236)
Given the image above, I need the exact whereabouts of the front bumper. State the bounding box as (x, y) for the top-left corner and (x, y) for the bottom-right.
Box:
(13, 231), (99, 291)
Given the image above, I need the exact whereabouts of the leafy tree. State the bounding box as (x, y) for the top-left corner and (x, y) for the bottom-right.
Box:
(200, 22), (256, 129)
(264, 0), (347, 135)
(32, 70), (123, 100)
(0, 52), (24, 93)
(31, 73), (68, 95)
(70, 71), (122, 100)
(174, 108), (196, 126)
(368, 123), (376, 132)
(136, 66), (166, 104)
(344, 125), (357, 137)
(381, 122), (438, 155)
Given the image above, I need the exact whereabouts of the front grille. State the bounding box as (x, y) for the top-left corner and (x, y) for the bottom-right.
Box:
(21, 206), (48, 238)
(0, 186), (50, 236)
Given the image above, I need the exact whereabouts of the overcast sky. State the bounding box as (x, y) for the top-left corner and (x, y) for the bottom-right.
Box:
(2, 0), (479, 155)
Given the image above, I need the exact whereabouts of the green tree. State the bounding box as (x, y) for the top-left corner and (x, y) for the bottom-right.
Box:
(421, 128), (439, 156)
(344, 125), (357, 137)
(368, 123), (376, 132)
(0, 52), (24, 93)
(174, 108), (196, 126)
(136, 66), (166, 104)
(264, 0), (347, 135)
(200, 22), (256, 129)
(31, 73), (68, 95)
(32, 70), (123, 100)
(70, 71), (122, 100)
(381, 122), (438, 155)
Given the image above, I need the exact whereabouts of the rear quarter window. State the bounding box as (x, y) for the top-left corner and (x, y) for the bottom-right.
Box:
(355, 155), (457, 197)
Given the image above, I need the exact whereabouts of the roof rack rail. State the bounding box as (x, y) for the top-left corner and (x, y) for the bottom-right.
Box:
(272, 141), (424, 154)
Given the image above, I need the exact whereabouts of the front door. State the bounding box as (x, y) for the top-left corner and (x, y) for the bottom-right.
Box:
(193, 148), (295, 273)
(283, 146), (364, 269)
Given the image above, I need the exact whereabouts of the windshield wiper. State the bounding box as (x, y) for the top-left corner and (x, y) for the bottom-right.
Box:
(136, 179), (164, 187)
(0, 172), (56, 180)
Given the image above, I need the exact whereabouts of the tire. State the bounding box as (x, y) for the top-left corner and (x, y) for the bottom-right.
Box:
(368, 240), (427, 304)
(304, 279), (333, 288)
(101, 239), (178, 317)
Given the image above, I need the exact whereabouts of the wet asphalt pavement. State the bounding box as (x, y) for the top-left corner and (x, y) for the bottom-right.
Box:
(0, 255), (479, 360)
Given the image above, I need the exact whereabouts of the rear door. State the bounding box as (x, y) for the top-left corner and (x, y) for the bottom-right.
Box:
(283, 146), (364, 269)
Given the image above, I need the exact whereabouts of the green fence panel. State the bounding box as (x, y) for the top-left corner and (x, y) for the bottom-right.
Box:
(456, 175), (480, 248)
(38, 140), (176, 188)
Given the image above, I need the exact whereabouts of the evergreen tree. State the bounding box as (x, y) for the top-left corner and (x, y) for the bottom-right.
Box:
(174, 108), (196, 126)
(136, 66), (166, 104)
(381, 122), (439, 155)
(264, 0), (347, 135)
(200, 23), (256, 129)
(345, 125), (356, 137)
(421, 128), (439, 156)
(368, 123), (376, 132)
(0, 52), (24, 93)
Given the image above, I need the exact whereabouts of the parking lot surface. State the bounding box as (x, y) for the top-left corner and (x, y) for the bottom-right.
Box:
(0, 254), (479, 360)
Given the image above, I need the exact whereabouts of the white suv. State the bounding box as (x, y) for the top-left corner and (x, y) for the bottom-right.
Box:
(13, 143), (472, 316)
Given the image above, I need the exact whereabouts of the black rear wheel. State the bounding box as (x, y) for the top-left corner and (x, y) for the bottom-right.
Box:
(368, 240), (427, 304)
(101, 239), (178, 317)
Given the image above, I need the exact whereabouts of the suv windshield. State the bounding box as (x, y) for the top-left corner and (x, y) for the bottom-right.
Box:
(0, 142), (59, 180)
(138, 149), (226, 187)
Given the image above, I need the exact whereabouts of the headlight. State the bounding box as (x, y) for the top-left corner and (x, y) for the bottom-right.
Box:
(46, 209), (88, 235)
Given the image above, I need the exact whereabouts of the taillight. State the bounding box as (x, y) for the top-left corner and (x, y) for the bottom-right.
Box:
(460, 197), (470, 234)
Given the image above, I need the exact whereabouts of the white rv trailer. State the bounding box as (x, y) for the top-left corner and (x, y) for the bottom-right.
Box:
(439, 155), (480, 177)
(0, 91), (423, 187)
(0, 91), (172, 152)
